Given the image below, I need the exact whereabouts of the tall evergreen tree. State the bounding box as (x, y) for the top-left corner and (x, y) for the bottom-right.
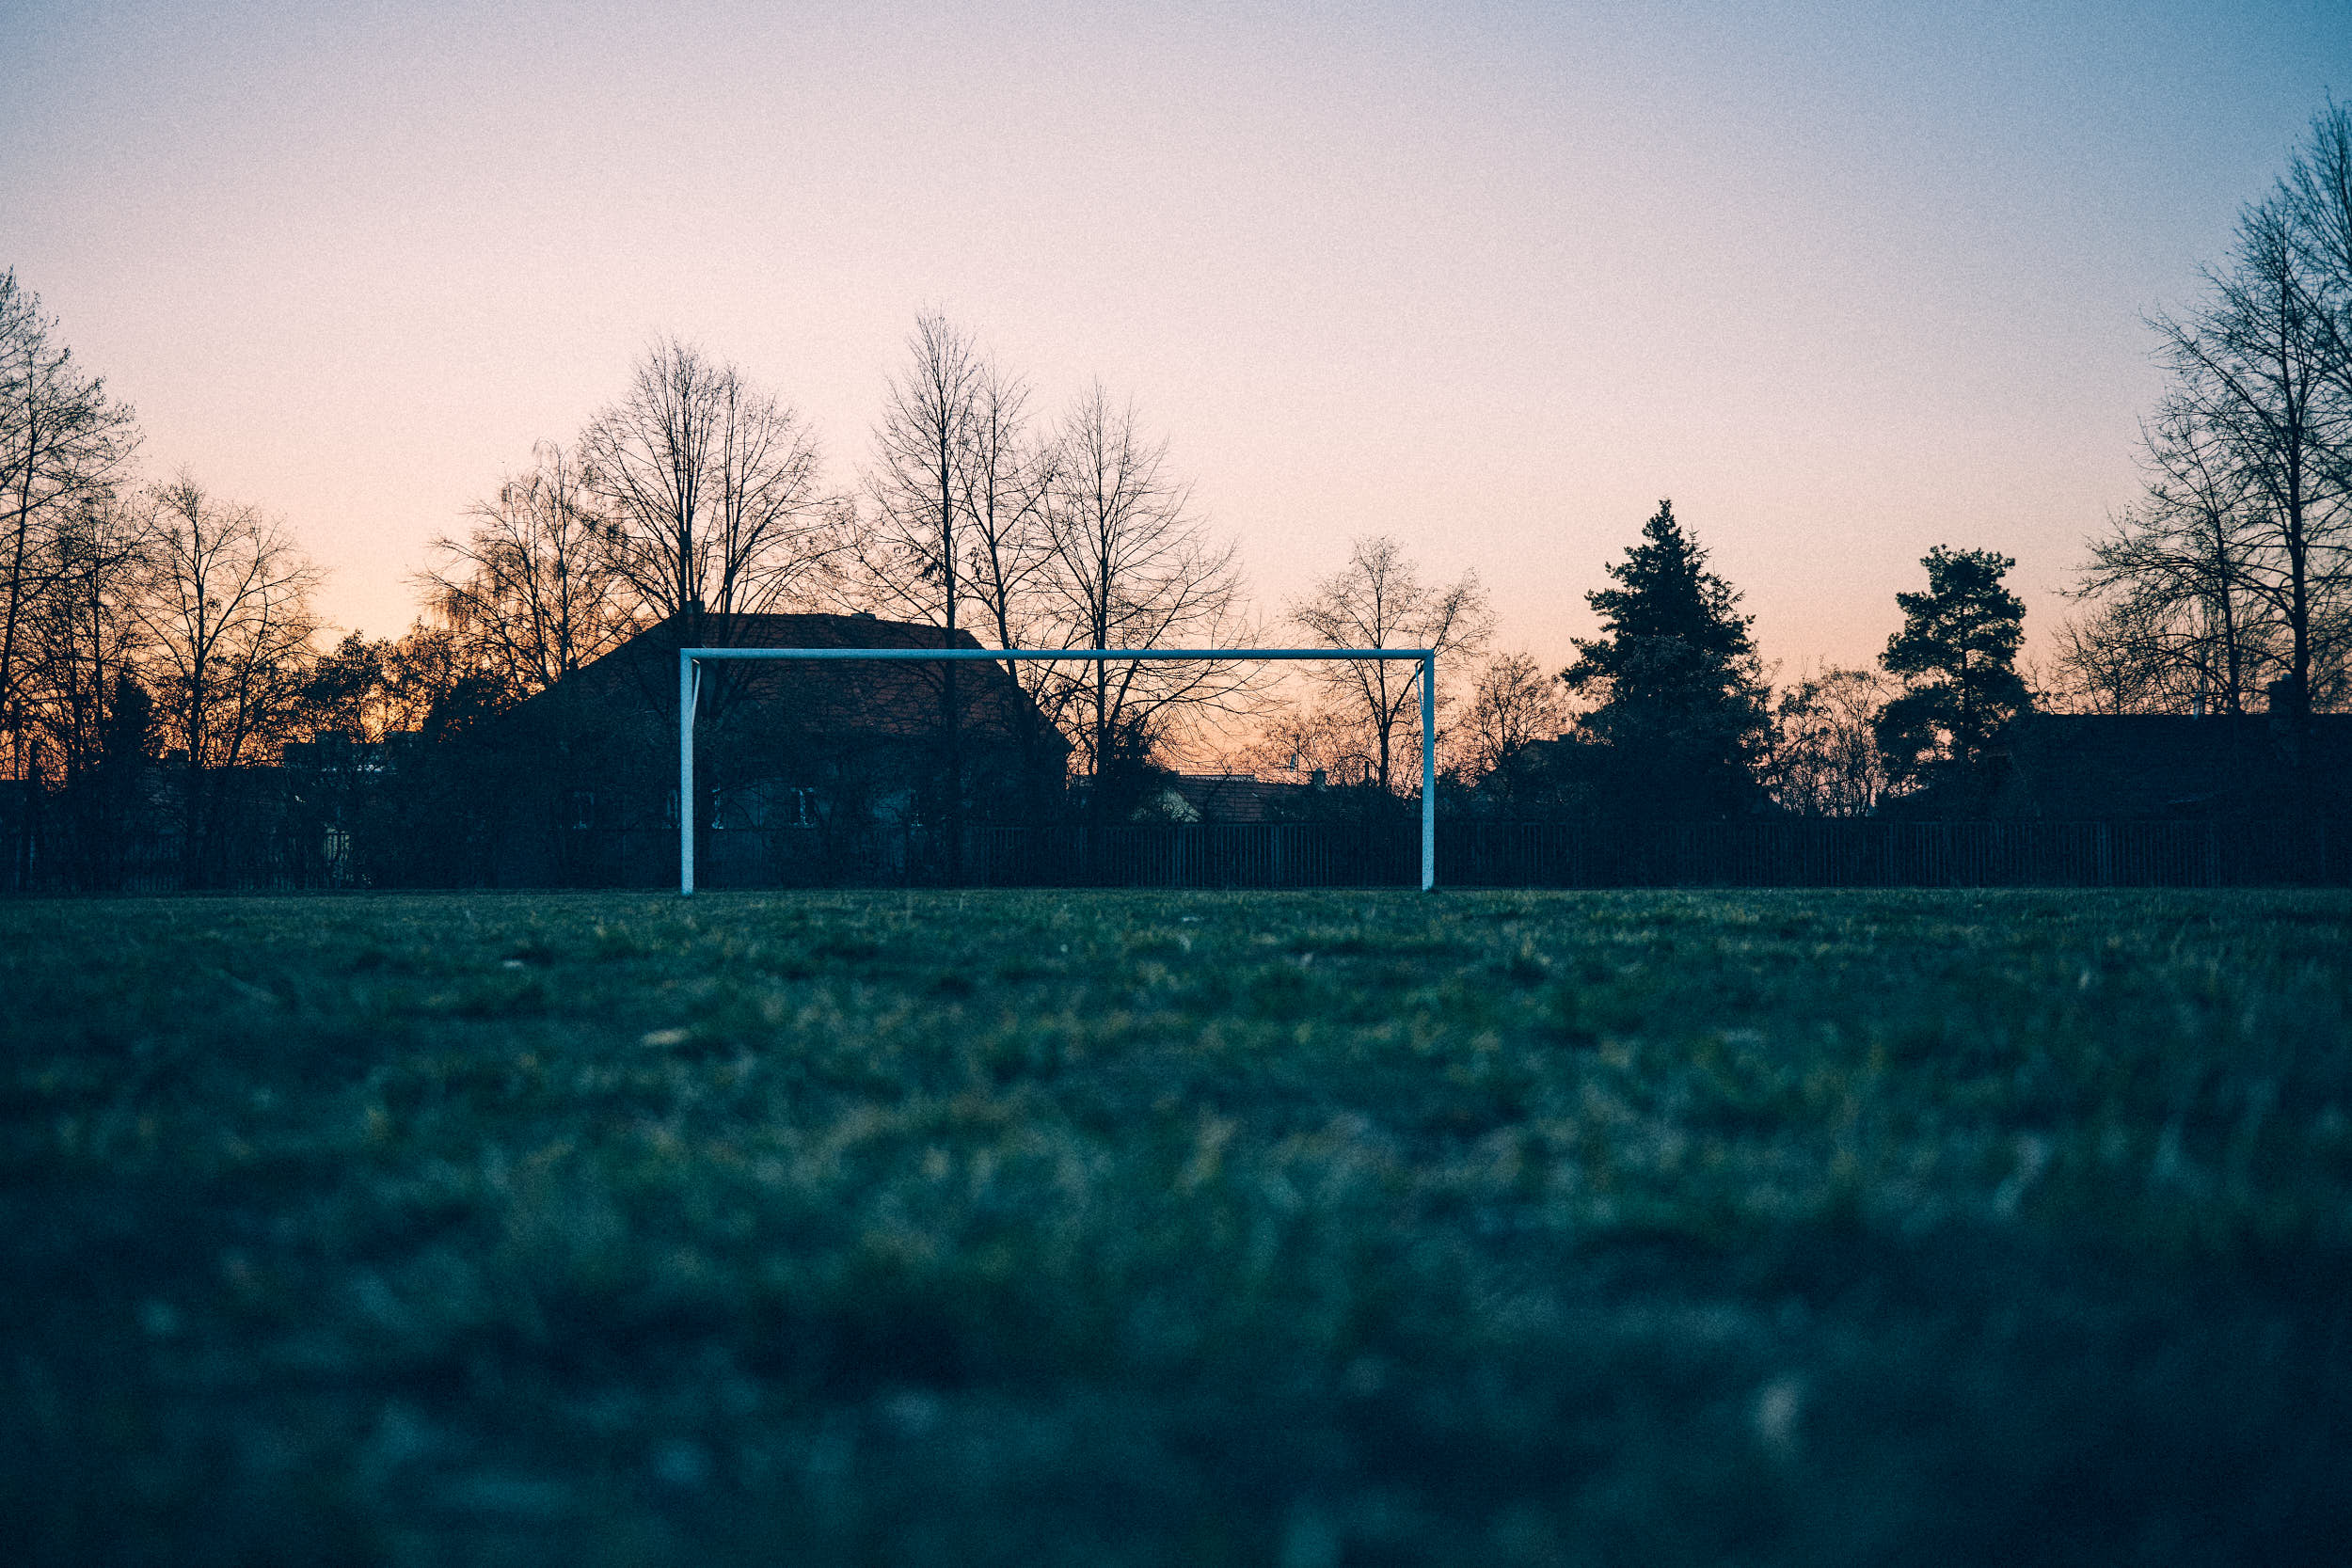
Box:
(1561, 500), (1769, 817)
(1873, 546), (2030, 795)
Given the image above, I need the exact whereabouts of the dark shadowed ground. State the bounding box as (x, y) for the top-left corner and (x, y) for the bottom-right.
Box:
(4, 889), (2348, 1565)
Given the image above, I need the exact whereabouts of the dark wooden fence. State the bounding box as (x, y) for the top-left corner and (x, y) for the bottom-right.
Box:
(7, 814), (2347, 893)
(968, 822), (1422, 888)
(709, 818), (2352, 889)
(0, 830), (354, 895)
(1432, 818), (2347, 889)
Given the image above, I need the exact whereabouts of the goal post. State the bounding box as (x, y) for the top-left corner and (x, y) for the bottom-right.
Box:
(676, 645), (1440, 895)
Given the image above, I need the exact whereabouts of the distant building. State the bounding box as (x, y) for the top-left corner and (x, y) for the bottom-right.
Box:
(478, 611), (1069, 885)
(1149, 772), (1311, 824)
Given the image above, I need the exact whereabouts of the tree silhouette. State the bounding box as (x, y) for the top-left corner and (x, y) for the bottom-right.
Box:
(1874, 546), (2029, 796)
(1289, 535), (1488, 796)
(1561, 500), (1768, 818)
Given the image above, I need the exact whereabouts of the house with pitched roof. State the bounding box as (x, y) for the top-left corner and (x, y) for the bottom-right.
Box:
(478, 610), (1068, 885)
(1142, 772), (1314, 824)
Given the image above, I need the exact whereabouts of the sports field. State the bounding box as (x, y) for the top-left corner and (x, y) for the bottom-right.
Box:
(6, 888), (2350, 1564)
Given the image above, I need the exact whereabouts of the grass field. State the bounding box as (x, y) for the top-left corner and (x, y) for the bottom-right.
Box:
(5, 888), (2351, 1565)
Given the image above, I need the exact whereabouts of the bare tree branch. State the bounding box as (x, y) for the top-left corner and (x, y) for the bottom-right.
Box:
(1289, 534), (1490, 794)
(133, 473), (323, 775)
(1035, 383), (1258, 791)
(0, 271), (140, 776)
(581, 337), (845, 631)
(424, 439), (638, 698)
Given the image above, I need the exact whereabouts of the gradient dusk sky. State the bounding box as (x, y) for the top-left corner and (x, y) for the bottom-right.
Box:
(6, 1), (2347, 680)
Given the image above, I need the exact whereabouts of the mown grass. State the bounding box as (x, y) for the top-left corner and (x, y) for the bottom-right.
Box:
(4, 888), (2350, 1565)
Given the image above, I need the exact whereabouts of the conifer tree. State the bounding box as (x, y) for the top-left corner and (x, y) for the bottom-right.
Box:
(1561, 499), (1768, 817)
(1873, 546), (2030, 794)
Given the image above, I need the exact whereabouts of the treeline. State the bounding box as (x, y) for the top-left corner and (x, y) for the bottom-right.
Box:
(1406, 502), (2029, 824)
(4, 103), (2346, 844)
(0, 309), (1258, 811)
(0, 282), (334, 864)
(0, 277), (2180, 847)
(419, 324), (1256, 801)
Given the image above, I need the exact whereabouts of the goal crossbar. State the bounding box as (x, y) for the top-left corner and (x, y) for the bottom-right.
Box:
(677, 646), (1439, 894)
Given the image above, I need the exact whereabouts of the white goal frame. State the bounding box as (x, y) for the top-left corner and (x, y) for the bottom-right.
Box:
(677, 645), (1440, 895)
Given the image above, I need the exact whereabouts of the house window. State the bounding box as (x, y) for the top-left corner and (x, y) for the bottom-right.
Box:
(711, 787), (767, 831)
(707, 784), (816, 830)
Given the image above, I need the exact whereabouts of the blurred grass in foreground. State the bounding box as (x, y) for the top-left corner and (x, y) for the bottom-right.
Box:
(4, 888), (2349, 1565)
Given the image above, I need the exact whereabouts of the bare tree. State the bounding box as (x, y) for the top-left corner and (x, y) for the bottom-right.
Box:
(581, 337), (843, 630)
(1767, 665), (1889, 816)
(11, 489), (158, 885)
(0, 271), (139, 776)
(2145, 196), (2351, 716)
(134, 473), (322, 779)
(2072, 400), (2279, 714)
(2281, 106), (2352, 707)
(858, 313), (981, 627)
(2063, 105), (2352, 720)
(424, 440), (637, 698)
(1036, 383), (1256, 797)
(2049, 600), (2172, 714)
(1289, 535), (1490, 795)
(21, 490), (153, 782)
(854, 314), (987, 862)
(851, 321), (1060, 667)
(958, 353), (1058, 681)
(1228, 700), (1379, 789)
(951, 349), (1063, 834)
(2283, 99), (2352, 407)
(1456, 649), (1567, 797)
